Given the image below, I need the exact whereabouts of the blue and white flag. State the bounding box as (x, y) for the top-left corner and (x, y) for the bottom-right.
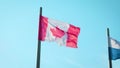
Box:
(110, 38), (120, 60)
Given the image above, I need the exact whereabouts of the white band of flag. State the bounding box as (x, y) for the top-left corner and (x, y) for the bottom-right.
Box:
(110, 38), (120, 49)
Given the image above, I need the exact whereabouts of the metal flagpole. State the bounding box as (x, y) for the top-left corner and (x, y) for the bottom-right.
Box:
(36, 7), (42, 68)
(107, 28), (112, 68)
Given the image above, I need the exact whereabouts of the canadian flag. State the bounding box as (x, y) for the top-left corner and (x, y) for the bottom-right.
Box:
(38, 16), (80, 48)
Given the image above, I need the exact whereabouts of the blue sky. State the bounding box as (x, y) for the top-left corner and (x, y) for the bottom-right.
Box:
(0, 0), (120, 68)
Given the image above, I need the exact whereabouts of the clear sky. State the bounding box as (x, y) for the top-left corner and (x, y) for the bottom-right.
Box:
(0, 0), (120, 68)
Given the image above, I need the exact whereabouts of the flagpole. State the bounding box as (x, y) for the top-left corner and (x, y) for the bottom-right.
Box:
(107, 28), (112, 68)
(36, 7), (42, 68)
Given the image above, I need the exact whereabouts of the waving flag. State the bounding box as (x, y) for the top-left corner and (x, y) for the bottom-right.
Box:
(110, 38), (120, 60)
(38, 16), (80, 48)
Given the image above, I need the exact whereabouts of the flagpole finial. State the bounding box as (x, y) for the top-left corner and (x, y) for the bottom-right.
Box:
(40, 7), (42, 10)
(40, 7), (42, 16)
(107, 28), (110, 37)
(107, 28), (109, 32)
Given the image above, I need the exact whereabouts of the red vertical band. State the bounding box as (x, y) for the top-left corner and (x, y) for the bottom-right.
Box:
(38, 16), (48, 41)
(66, 24), (80, 48)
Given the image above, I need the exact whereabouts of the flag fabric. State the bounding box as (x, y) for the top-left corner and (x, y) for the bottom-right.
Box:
(38, 16), (80, 48)
(109, 38), (120, 60)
